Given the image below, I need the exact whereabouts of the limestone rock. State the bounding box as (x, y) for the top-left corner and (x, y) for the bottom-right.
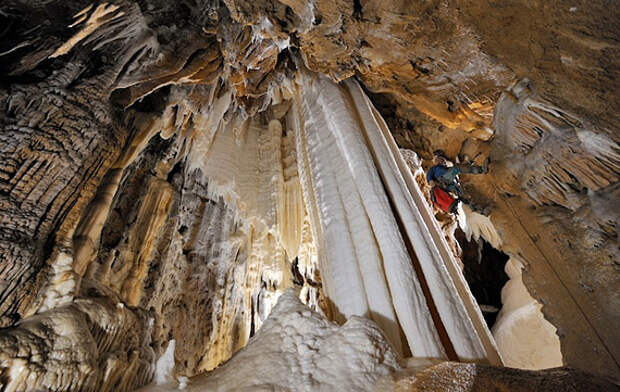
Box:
(0, 0), (618, 389)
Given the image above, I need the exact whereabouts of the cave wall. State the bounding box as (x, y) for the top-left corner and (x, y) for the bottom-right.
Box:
(0, 0), (618, 388)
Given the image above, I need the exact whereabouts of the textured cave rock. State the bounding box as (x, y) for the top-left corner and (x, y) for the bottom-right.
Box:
(143, 291), (619, 392)
(143, 290), (401, 391)
(381, 361), (620, 392)
(0, 0), (618, 390)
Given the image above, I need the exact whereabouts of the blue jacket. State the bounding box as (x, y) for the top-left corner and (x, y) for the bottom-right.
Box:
(427, 164), (462, 193)
(427, 165), (451, 183)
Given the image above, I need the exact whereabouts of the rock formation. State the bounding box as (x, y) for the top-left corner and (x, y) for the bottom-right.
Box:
(0, 0), (618, 390)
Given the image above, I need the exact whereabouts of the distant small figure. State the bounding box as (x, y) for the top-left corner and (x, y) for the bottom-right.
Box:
(426, 149), (488, 213)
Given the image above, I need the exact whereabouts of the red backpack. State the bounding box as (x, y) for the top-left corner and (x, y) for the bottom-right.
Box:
(431, 186), (459, 214)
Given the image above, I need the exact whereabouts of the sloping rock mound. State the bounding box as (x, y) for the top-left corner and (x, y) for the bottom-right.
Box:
(144, 290), (400, 391)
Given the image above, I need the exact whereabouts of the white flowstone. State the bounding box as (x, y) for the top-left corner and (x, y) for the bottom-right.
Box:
(492, 258), (563, 370)
(140, 290), (400, 392)
(289, 71), (501, 363)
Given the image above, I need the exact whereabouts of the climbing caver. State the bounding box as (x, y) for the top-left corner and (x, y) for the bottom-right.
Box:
(426, 150), (488, 213)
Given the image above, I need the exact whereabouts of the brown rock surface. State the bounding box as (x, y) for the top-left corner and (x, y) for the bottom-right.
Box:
(0, 0), (618, 390)
(385, 362), (620, 392)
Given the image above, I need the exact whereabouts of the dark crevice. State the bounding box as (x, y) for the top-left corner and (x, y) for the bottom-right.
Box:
(133, 84), (171, 114)
(167, 158), (184, 184)
(455, 229), (510, 329)
(291, 257), (304, 286)
(353, 0), (363, 20)
(249, 296), (256, 338)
